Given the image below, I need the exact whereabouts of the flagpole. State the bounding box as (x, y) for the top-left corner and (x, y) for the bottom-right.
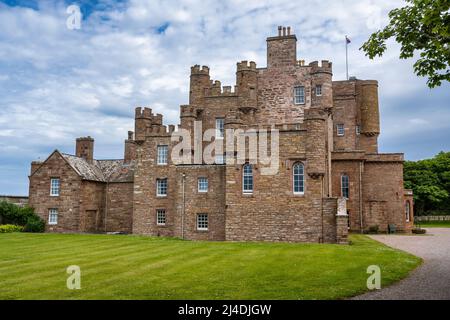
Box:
(345, 35), (349, 80)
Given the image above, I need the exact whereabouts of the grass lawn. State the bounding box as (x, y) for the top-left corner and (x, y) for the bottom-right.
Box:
(416, 220), (450, 228)
(0, 233), (420, 300)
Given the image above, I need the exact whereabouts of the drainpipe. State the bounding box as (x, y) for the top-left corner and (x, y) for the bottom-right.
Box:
(181, 173), (186, 240)
(359, 161), (364, 233)
(320, 175), (324, 243)
(104, 180), (109, 233)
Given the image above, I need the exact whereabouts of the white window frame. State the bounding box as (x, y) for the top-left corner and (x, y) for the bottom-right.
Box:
(341, 175), (350, 199)
(197, 213), (208, 231)
(315, 84), (322, 96)
(156, 209), (166, 226)
(50, 178), (60, 197)
(294, 86), (305, 105)
(242, 163), (253, 194)
(157, 145), (168, 165)
(198, 177), (208, 193)
(293, 162), (305, 195)
(156, 178), (168, 197)
(48, 208), (58, 225)
(216, 118), (224, 139)
(337, 124), (345, 136)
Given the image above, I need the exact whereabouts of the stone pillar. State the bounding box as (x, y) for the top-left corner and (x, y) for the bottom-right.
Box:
(336, 197), (349, 244)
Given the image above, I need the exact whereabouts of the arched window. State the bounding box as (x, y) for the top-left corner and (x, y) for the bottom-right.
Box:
(405, 201), (411, 222)
(341, 175), (349, 199)
(293, 162), (305, 194)
(243, 163), (253, 193)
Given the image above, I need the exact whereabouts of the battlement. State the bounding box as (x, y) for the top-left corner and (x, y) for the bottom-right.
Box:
(135, 107), (163, 124)
(76, 136), (94, 142)
(190, 65), (210, 75)
(237, 61), (257, 72)
(180, 105), (196, 118)
(146, 124), (175, 137)
(309, 60), (333, 74)
(135, 107), (152, 119)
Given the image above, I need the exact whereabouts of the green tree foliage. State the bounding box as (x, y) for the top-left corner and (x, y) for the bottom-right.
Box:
(0, 201), (45, 232)
(361, 0), (450, 88)
(404, 151), (450, 215)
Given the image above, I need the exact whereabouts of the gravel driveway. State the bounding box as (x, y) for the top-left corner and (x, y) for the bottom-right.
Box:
(353, 228), (450, 300)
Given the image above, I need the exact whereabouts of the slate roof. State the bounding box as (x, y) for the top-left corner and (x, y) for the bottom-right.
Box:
(61, 153), (134, 183)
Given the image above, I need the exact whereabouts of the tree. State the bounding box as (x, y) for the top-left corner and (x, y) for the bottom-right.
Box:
(404, 151), (450, 215)
(361, 0), (450, 88)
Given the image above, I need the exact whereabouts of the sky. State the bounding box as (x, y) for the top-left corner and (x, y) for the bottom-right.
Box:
(0, 0), (449, 196)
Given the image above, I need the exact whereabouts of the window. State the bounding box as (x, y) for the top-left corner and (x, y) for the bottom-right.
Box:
(48, 208), (58, 225)
(156, 209), (166, 226)
(157, 145), (168, 165)
(215, 154), (225, 164)
(356, 125), (361, 135)
(293, 163), (305, 194)
(216, 118), (224, 139)
(156, 178), (168, 196)
(315, 85), (322, 96)
(341, 175), (349, 199)
(405, 201), (411, 222)
(294, 86), (305, 104)
(198, 177), (208, 192)
(337, 124), (345, 136)
(243, 163), (253, 193)
(197, 214), (208, 231)
(50, 178), (60, 196)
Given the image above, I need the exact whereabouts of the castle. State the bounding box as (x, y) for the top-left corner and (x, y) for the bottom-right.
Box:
(28, 27), (414, 243)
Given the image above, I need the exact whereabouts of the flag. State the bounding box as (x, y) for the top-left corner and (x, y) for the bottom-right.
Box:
(346, 36), (351, 44)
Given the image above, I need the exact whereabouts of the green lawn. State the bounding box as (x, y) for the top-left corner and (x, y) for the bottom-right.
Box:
(0, 233), (421, 300)
(416, 220), (450, 228)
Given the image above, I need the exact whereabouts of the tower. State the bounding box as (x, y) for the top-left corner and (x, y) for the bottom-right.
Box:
(189, 65), (210, 105)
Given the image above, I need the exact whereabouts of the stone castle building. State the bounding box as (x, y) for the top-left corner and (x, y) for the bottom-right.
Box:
(28, 27), (414, 243)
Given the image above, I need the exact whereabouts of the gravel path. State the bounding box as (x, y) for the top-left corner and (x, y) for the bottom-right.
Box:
(353, 228), (450, 300)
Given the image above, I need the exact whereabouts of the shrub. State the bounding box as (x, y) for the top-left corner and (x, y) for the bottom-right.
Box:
(23, 215), (45, 233)
(0, 201), (45, 233)
(0, 224), (24, 233)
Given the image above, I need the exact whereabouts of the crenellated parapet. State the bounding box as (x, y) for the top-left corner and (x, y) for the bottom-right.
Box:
(309, 60), (333, 75)
(237, 60), (257, 72)
(190, 64), (210, 76)
(146, 124), (175, 137)
(180, 105), (196, 118)
(134, 107), (167, 141)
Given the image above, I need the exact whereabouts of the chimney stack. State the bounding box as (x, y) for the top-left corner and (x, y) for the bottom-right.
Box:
(75, 136), (94, 163)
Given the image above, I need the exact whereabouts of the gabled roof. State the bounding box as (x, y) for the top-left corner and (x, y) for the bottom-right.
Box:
(30, 150), (134, 183)
(61, 154), (134, 183)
